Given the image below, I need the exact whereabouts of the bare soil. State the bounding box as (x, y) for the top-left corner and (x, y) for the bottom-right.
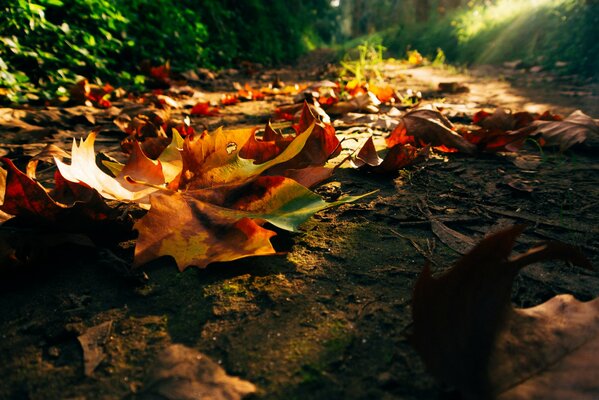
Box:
(1, 55), (598, 399)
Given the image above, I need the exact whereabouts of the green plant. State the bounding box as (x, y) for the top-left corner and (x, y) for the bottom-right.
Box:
(339, 40), (386, 83)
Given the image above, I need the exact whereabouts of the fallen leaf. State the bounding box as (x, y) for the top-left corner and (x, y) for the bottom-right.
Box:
(473, 108), (533, 131)
(180, 121), (314, 190)
(147, 61), (171, 88)
(190, 101), (220, 116)
(351, 137), (424, 173)
(55, 132), (163, 204)
(369, 84), (396, 103)
(273, 103), (341, 171)
(134, 176), (371, 269)
(77, 321), (112, 376)
(327, 92), (380, 115)
(69, 79), (113, 108)
(531, 110), (599, 151)
(462, 125), (536, 152)
(25, 144), (70, 180)
(1, 158), (126, 235)
(1, 158), (69, 220)
(221, 93), (239, 105)
(140, 344), (256, 400)
(411, 225), (593, 399)
(387, 107), (476, 154)
(234, 82), (265, 101)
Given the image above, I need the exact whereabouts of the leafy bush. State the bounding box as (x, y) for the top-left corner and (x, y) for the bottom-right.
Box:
(1, 0), (128, 100)
(0, 0), (338, 102)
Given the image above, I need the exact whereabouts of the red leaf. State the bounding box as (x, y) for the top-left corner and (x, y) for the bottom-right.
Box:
(386, 108), (476, 154)
(190, 102), (220, 116)
(1, 158), (117, 225)
(462, 126), (536, 152)
(0, 158), (62, 220)
(352, 137), (425, 173)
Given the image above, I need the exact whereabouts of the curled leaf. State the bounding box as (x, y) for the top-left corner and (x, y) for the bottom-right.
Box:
(387, 107), (476, 154)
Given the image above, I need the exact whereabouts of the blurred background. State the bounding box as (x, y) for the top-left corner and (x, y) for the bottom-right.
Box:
(1, 0), (597, 101)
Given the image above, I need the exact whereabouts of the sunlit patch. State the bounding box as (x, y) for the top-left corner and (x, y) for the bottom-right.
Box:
(226, 142), (238, 154)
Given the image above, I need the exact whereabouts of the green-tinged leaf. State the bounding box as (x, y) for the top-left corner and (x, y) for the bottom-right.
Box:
(134, 176), (373, 270)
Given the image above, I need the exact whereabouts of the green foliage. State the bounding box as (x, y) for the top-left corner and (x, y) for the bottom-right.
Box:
(195, 0), (338, 66)
(339, 40), (386, 82)
(1, 0), (128, 101)
(0, 0), (339, 102)
(117, 0), (209, 70)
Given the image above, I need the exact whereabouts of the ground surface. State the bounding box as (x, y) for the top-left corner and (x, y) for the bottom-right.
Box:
(1, 54), (598, 399)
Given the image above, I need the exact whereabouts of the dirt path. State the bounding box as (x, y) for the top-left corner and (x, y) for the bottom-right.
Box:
(1, 59), (598, 399)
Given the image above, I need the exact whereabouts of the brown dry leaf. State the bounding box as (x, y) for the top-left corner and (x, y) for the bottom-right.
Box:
(531, 109), (599, 151)
(139, 344), (256, 400)
(473, 108), (533, 131)
(411, 225), (594, 399)
(387, 107), (476, 154)
(327, 92), (380, 115)
(351, 137), (425, 173)
(493, 295), (599, 400)
(77, 321), (112, 376)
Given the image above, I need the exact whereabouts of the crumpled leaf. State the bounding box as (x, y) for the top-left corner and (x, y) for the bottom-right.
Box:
(104, 129), (184, 190)
(140, 344), (256, 400)
(238, 122), (293, 164)
(351, 137), (425, 173)
(369, 84), (396, 103)
(134, 176), (371, 270)
(463, 108), (537, 151)
(1, 158), (64, 220)
(473, 108), (533, 131)
(387, 107), (476, 154)
(234, 82), (265, 101)
(411, 225), (593, 399)
(180, 120), (315, 190)
(531, 109), (599, 151)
